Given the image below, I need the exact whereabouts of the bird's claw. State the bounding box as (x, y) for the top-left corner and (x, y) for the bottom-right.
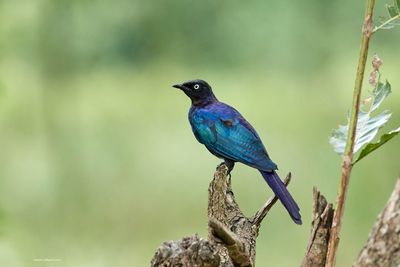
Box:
(216, 162), (226, 170)
(216, 161), (234, 171)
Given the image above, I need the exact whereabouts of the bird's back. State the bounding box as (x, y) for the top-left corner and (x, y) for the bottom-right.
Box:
(189, 102), (278, 171)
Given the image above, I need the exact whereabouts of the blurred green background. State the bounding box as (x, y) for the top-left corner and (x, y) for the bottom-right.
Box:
(0, 0), (399, 266)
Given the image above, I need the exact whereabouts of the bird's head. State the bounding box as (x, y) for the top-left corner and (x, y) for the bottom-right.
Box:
(173, 79), (217, 106)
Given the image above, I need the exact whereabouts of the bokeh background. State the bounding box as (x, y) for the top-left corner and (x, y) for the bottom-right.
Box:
(0, 0), (399, 266)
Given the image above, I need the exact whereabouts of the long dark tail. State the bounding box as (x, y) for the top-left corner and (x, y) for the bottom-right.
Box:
(259, 170), (302, 225)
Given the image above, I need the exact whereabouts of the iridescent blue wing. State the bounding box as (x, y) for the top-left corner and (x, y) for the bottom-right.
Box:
(192, 103), (277, 171)
(212, 116), (277, 171)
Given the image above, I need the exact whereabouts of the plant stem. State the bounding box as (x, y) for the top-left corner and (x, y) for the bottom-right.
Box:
(325, 0), (376, 266)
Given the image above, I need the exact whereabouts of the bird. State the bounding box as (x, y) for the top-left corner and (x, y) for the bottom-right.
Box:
(173, 79), (302, 225)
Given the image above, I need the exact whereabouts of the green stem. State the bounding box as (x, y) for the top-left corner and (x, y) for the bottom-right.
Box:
(373, 14), (400, 33)
(326, 0), (376, 266)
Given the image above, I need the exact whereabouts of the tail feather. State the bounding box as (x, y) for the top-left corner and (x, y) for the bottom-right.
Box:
(260, 170), (302, 225)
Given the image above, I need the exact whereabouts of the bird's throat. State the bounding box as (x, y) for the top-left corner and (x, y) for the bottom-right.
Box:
(191, 95), (217, 107)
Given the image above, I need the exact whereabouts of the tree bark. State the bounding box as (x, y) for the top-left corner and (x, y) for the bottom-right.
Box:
(151, 167), (400, 267)
(354, 178), (400, 267)
(150, 235), (221, 267)
(301, 188), (334, 267)
(151, 165), (292, 267)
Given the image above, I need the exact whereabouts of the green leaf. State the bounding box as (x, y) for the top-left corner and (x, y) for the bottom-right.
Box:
(330, 111), (392, 154)
(330, 123), (347, 154)
(373, 2), (400, 33)
(396, 0), (400, 11)
(330, 81), (392, 155)
(354, 127), (400, 164)
(386, 4), (399, 17)
(371, 81), (391, 111)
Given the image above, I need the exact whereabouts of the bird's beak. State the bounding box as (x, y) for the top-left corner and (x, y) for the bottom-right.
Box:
(172, 84), (184, 90)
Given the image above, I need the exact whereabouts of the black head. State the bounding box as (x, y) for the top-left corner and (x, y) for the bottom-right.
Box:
(173, 79), (217, 106)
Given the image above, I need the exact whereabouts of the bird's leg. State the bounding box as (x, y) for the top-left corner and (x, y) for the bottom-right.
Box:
(224, 160), (235, 175)
(224, 160), (235, 182)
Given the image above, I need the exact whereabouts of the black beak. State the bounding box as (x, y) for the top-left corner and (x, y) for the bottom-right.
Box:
(172, 84), (183, 89)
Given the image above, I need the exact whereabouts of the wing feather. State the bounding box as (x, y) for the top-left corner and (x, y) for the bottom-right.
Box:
(211, 118), (277, 171)
(190, 102), (277, 171)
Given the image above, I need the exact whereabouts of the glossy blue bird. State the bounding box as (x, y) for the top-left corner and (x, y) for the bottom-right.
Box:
(173, 79), (302, 225)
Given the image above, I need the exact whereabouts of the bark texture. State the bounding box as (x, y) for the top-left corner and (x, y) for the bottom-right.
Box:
(354, 178), (400, 267)
(301, 188), (334, 267)
(151, 165), (292, 267)
(150, 235), (220, 267)
(150, 165), (400, 267)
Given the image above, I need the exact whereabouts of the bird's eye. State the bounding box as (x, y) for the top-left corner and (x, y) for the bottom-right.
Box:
(193, 84), (200, 90)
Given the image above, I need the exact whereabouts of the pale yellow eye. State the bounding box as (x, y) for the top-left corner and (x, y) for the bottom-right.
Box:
(194, 84), (200, 90)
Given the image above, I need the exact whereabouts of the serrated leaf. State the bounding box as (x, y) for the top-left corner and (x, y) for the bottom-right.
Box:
(330, 124), (348, 154)
(354, 126), (400, 164)
(386, 4), (399, 17)
(330, 111), (392, 154)
(330, 81), (392, 155)
(354, 110), (392, 151)
(374, 2), (400, 33)
(371, 82), (391, 111)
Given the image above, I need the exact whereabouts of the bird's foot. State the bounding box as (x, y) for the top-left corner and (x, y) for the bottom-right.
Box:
(225, 160), (235, 175)
(216, 162), (226, 170)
